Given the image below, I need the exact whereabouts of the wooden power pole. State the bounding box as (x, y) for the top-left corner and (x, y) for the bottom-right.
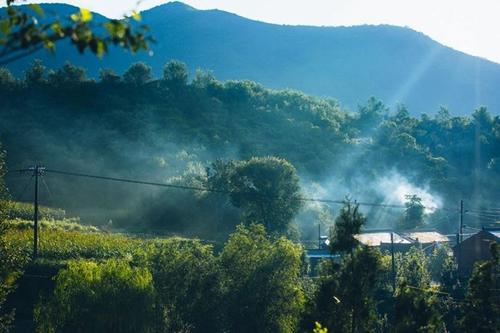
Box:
(30, 165), (45, 258)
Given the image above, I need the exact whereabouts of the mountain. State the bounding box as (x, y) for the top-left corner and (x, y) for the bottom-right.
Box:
(5, 2), (500, 114)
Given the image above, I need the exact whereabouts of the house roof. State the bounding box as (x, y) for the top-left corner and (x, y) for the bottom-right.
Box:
(402, 231), (450, 244)
(487, 230), (500, 240)
(453, 229), (500, 250)
(355, 232), (411, 246)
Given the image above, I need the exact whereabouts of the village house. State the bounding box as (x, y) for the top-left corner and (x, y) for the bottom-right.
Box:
(453, 228), (500, 276)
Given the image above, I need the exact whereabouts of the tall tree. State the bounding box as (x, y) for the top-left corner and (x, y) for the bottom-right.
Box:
(219, 224), (305, 333)
(393, 247), (443, 332)
(229, 157), (302, 235)
(34, 259), (156, 333)
(398, 194), (425, 230)
(148, 239), (224, 333)
(330, 200), (365, 254)
(0, 145), (28, 333)
(163, 60), (188, 87)
(461, 243), (500, 333)
(123, 62), (153, 86)
(314, 246), (384, 333)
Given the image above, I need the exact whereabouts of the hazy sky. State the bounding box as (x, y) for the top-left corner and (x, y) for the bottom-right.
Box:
(26, 0), (500, 64)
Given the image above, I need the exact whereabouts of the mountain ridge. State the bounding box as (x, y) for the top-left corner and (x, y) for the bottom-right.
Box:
(4, 2), (500, 114)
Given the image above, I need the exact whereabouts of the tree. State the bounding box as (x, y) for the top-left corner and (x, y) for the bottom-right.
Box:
(219, 224), (305, 333)
(99, 68), (121, 84)
(461, 243), (500, 333)
(0, 67), (15, 88)
(0, 2), (151, 65)
(192, 69), (216, 89)
(123, 62), (153, 86)
(229, 157), (302, 235)
(393, 284), (444, 333)
(23, 59), (46, 85)
(330, 200), (365, 254)
(47, 61), (87, 85)
(393, 247), (443, 332)
(0, 144), (28, 333)
(398, 194), (425, 230)
(356, 97), (389, 135)
(148, 239), (223, 333)
(34, 259), (156, 333)
(314, 246), (384, 333)
(397, 246), (431, 289)
(162, 60), (188, 87)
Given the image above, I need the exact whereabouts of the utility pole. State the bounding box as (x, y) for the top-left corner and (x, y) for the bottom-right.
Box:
(29, 165), (45, 259)
(318, 224), (321, 249)
(459, 200), (464, 243)
(390, 232), (396, 294)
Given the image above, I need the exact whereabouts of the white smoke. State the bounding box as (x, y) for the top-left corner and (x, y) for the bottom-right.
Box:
(376, 173), (442, 214)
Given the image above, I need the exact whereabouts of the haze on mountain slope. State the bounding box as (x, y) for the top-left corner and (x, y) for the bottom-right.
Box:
(4, 2), (500, 115)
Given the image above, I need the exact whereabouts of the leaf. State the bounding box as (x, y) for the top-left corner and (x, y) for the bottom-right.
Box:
(70, 13), (79, 22)
(0, 20), (11, 35)
(96, 40), (106, 57)
(51, 22), (64, 37)
(105, 21), (126, 39)
(43, 40), (56, 52)
(80, 8), (93, 23)
(131, 10), (142, 22)
(28, 4), (45, 17)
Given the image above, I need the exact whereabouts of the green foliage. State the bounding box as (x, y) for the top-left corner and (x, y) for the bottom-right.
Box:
(461, 243), (500, 332)
(428, 243), (453, 282)
(3, 60), (499, 235)
(220, 224), (305, 333)
(312, 321), (328, 333)
(0, 145), (28, 333)
(356, 96), (389, 134)
(0, 3), (151, 65)
(398, 194), (425, 230)
(0, 67), (15, 88)
(2, 200), (66, 221)
(48, 62), (86, 85)
(34, 259), (156, 333)
(3, 227), (145, 261)
(228, 157), (303, 235)
(123, 61), (152, 86)
(314, 246), (385, 332)
(393, 284), (444, 333)
(5, 218), (98, 233)
(24, 59), (46, 85)
(396, 246), (431, 288)
(99, 68), (121, 84)
(330, 200), (365, 253)
(393, 247), (443, 332)
(148, 239), (223, 333)
(162, 59), (188, 87)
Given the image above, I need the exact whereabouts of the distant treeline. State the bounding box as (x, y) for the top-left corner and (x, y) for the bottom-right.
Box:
(0, 60), (499, 236)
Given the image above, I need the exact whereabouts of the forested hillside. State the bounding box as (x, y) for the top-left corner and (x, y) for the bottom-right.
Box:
(1, 60), (499, 240)
(5, 2), (500, 114)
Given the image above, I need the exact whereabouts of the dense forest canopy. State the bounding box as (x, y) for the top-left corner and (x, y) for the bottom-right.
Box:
(0, 60), (499, 241)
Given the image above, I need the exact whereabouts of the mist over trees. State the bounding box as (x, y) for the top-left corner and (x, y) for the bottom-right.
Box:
(0, 60), (499, 240)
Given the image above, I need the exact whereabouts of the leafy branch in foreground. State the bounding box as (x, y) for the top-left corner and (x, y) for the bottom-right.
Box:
(0, 1), (152, 65)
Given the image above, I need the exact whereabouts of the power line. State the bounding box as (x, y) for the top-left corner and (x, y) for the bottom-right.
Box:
(42, 167), (451, 211)
(466, 210), (500, 218)
(469, 207), (500, 212)
(465, 212), (500, 221)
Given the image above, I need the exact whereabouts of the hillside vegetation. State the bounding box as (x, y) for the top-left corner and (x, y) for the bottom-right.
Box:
(1, 61), (499, 239)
